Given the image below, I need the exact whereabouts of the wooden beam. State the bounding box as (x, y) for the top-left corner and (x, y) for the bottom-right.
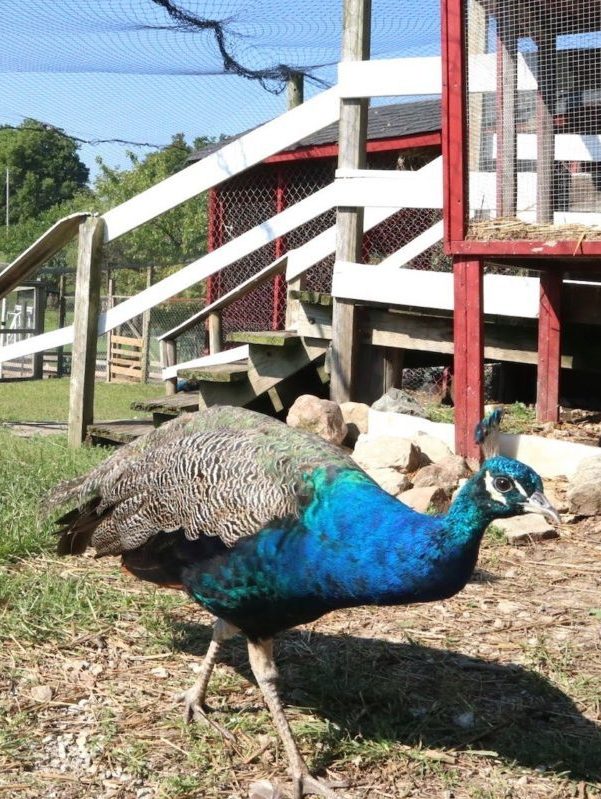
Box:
(140, 265), (153, 382)
(534, 21), (557, 224)
(207, 312), (222, 355)
(536, 269), (562, 422)
(32, 283), (46, 380)
(330, 0), (371, 404)
(496, 0), (517, 217)
(0, 212), (89, 300)
(68, 217), (105, 448)
(453, 257), (484, 464)
(160, 338), (178, 395)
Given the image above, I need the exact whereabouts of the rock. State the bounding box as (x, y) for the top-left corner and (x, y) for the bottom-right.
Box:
(398, 486), (449, 514)
(353, 435), (421, 473)
(286, 395), (347, 446)
(567, 456), (601, 517)
(412, 433), (453, 464)
(494, 515), (560, 545)
(150, 667), (169, 679)
(30, 684), (53, 703)
(340, 401), (369, 446)
(249, 780), (283, 799)
(365, 467), (412, 497)
(412, 455), (471, 490)
(371, 388), (427, 417)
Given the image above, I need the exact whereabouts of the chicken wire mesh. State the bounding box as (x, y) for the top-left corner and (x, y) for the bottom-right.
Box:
(466, 0), (601, 240)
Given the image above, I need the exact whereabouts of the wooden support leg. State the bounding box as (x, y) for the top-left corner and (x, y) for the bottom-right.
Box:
(453, 257), (484, 464)
(68, 217), (105, 448)
(536, 269), (562, 423)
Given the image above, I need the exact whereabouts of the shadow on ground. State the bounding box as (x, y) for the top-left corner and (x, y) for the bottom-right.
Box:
(171, 620), (601, 783)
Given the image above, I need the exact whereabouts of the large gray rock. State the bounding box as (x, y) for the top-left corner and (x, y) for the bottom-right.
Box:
(398, 486), (449, 514)
(494, 515), (560, 545)
(365, 467), (412, 497)
(371, 388), (427, 417)
(412, 455), (471, 491)
(353, 435), (421, 473)
(340, 401), (369, 446)
(286, 395), (347, 446)
(567, 456), (601, 517)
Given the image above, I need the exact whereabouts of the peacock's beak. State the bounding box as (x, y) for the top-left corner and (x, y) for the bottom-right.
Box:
(522, 491), (561, 525)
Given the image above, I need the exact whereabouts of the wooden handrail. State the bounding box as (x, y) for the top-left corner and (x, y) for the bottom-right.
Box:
(158, 254), (288, 342)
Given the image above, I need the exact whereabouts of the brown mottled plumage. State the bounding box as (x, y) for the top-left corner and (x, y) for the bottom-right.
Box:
(47, 405), (353, 556)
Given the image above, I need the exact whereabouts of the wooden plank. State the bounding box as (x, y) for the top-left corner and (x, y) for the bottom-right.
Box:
(338, 56), (441, 98)
(330, 0), (370, 405)
(110, 334), (143, 347)
(535, 22), (557, 224)
(536, 270), (562, 423)
(68, 217), (105, 448)
(101, 87), (340, 242)
(453, 257), (483, 464)
(110, 364), (142, 377)
(162, 345), (249, 380)
(496, 1), (517, 218)
(226, 330), (300, 347)
(110, 356), (143, 368)
(0, 212), (89, 300)
(178, 363), (248, 382)
(333, 163), (443, 208)
(132, 392), (200, 414)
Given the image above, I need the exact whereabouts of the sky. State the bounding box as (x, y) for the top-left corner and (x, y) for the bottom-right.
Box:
(0, 0), (441, 181)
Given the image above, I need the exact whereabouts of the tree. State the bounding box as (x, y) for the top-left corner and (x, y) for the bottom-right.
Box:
(94, 133), (211, 295)
(0, 119), (89, 226)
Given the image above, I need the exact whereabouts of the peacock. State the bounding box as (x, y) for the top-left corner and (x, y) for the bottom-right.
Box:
(45, 405), (559, 799)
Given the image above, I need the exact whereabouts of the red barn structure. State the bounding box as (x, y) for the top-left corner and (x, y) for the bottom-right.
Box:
(189, 99), (442, 344)
(442, 0), (601, 457)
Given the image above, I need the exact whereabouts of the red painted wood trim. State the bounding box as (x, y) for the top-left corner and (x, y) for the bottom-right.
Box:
(442, 0), (468, 248)
(263, 132), (442, 164)
(536, 270), (562, 423)
(447, 238), (601, 258)
(453, 256), (484, 462)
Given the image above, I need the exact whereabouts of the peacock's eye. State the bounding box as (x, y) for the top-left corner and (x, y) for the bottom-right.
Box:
(493, 476), (513, 493)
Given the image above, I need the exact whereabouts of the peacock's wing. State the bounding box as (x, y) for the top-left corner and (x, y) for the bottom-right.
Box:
(47, 406), (355, 556)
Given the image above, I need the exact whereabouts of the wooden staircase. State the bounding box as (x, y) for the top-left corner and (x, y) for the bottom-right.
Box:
(88, 329), (329, 445)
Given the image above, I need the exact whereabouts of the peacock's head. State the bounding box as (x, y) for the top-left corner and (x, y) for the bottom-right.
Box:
(474, 455), (560, 524)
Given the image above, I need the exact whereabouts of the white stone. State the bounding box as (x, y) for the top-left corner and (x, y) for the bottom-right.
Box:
(365, 467), (412, 497)
(567, 456), (601, 517)
(352, 435), (421, 473)
(412, 455), (471, 490)
(398, 486), (449, 514)
(340, 401), (369, 445)
(495, 515), (560, 545)
(412, 433), (453, 464)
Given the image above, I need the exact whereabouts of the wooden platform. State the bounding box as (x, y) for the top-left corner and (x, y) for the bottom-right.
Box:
(87, 419), (156, 446)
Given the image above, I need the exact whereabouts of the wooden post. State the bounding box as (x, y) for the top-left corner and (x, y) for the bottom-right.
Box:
(32, 283), (46, 380)
(207, 312), (222, 354)
(161, 338), (177, 395)
(105, 273), (115, 382)
(382, 347), (404, 392)
(453, 256), (484, 464)
(536, 269), (562, 423)
(468, 0), (487, 175)
(534, 21), (557, 224)
(330, 0), (371, 403)
(287, 71), (304, 108)
(496, 0), (517, 217)
(56, 274), (66, 378)
(68, 217), (105, 447)
(140, 265), (153, 382)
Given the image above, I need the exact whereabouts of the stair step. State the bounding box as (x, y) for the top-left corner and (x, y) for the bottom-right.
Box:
(178, 362), (248, 383)
(87, 420), (156, 446)
(131, 393), (199, 416)
(226, 330), (300, 347)
(289, 289), (333, 306)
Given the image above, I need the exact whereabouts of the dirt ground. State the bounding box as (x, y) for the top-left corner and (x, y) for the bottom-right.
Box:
(1, 480), (600, 799)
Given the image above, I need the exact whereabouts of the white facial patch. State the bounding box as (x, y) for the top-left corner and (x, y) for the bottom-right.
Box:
(513, 480), (528, 498)
(484, 470), (507, 505)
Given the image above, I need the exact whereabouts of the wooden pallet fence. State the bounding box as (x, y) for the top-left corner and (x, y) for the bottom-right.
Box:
(109, 334), (144, 382)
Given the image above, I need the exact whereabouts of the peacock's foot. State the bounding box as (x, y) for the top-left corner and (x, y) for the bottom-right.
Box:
(291, 771), (347, 799)
(175, 687), (236, 741)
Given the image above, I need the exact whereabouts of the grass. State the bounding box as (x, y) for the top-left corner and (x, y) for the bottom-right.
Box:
(0, 428), (599, 797)
(425, 401), (537, 435)
(0, 377), (164, 423)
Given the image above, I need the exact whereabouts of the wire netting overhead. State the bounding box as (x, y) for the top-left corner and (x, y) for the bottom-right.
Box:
(1, 0), (442, 174)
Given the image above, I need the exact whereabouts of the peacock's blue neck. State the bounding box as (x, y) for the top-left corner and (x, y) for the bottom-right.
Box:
(244, 468), (490, 608)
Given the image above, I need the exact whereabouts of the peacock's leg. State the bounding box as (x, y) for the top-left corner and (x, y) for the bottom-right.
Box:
(247, 638), (343, 799)
(177, 618), (238, 731)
